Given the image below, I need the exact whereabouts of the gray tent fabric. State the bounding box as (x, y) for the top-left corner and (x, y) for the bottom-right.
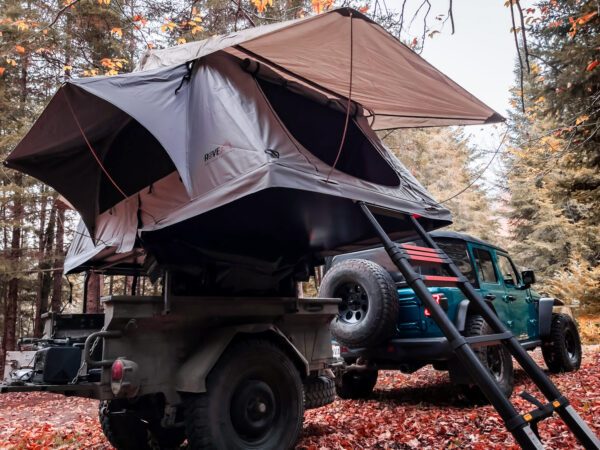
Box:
(6, 8), (503, 275)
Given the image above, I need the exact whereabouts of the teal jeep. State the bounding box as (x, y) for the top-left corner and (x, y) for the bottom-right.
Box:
(320, 231), (582, 403)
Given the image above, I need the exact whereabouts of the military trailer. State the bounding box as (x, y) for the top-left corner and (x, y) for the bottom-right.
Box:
(2, 7), (599, 450)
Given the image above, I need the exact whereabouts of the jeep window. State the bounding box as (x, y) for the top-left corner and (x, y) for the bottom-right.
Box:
(472, 248), (498, 283)
(436, 239), (477, 286)
(333, 238), (476, 286)
(497, 254), (520, 286)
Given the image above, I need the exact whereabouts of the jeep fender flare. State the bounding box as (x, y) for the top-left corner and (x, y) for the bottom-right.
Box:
(538, 297), (564, 339)
(454, 299), (498, 332)
(175, 324), (309, 393)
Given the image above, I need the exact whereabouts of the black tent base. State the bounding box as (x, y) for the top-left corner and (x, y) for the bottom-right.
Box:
(358, 201), (600, 450)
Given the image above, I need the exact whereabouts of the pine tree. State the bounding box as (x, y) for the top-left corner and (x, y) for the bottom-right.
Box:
(383, 128), (498, 242)
(504, 0), (600, 305)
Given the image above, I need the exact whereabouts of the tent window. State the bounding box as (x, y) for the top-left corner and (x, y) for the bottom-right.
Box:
(99, 119), (176, 213)
(258, 79), (399, 187)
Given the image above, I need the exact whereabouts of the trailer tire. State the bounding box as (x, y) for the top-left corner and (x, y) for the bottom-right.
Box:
(542, 313), (582, 373)
(319, 259), (399, 347)
(304, 376), (335, 409)
(99, 401), (151, 450)
(460, 315), (514, 405)
(335, 369), (378, 399)
(99, 401), (184, 450)
(184, 338), (304, 449)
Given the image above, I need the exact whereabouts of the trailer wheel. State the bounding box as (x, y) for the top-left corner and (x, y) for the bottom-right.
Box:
(304, 376), (335, 409)
(542, 313), (582, 373)
(460, 315), (514, 405)
(184, 338), (304, 449)
(335, 369), (378, 399)
(98, 400), (184, 450)
(319, 259), (399, 347)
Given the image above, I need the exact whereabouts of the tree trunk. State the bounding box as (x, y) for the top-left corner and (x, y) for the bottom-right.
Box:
(2, 173), (23, 371)
(50, 207), (65, 312)
(33, 190), (48, 338)
(33, 206), (55, 337)
(86, 272), (103, 314)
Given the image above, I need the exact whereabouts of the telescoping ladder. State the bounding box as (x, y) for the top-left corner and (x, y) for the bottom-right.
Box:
(358, 202), (600, 450)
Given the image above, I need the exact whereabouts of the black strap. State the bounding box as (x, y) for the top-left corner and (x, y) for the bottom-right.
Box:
(175, 60), (195, 95)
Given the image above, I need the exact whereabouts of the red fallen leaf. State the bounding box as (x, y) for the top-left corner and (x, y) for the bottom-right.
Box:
(359, 6), (368, 13)
(586, 59), (598, 71)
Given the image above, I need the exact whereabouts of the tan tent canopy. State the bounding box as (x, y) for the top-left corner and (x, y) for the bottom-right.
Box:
(139, 8), (503, 130)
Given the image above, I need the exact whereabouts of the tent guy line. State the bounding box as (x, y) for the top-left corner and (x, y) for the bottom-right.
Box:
(327, 12), (354, 182)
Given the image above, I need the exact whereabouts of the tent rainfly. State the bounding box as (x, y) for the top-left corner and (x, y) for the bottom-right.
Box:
(5, 8), (503, 290)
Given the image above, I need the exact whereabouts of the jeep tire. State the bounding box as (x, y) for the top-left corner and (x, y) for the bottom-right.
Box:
(319, 259), (399, 347)
(99, 400), (184, 450)
(460, 315), (514, 405)
(335, 369), (378, 399)
(184, 338), (304, 449)
(304, 376), (335, 409)
(542, 313), (582, 373)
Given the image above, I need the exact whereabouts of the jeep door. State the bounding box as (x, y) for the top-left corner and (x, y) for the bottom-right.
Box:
(469, 245), (511, 329)
(496, 252), (535, 339)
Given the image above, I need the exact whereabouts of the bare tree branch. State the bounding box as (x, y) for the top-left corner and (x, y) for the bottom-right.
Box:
(510, 1), (525, 113)
(515, 0), (530, 72)
(48, 0), (83, 28)
(231, 0), (256, 27)
(447, 0), (455, 34)
(420, 0), (431, 52)
(398, 0), (407, 36)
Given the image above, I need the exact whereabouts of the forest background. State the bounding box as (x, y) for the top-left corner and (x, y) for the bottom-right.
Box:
(0, 0), (598, 364)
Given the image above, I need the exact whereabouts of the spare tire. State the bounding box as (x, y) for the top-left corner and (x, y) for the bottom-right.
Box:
(319, 259), (399, 347)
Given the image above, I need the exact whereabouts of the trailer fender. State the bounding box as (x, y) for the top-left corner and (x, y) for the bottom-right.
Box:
(538, 297), (561, 339)
(175, 324), (308, 393)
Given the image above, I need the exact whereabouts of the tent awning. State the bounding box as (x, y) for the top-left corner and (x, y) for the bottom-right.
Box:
(138, 8), (503, 130)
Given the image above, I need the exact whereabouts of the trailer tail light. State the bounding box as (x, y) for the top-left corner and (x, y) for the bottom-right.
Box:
(110, 358), (139, 398)
(424, 293), (448, 317)
(111, 359), (123, 381)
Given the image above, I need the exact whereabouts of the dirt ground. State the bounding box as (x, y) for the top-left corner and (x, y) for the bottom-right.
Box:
(0, 347), (598, 449)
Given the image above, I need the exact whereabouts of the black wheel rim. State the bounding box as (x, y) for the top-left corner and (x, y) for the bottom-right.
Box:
(231, 379), (277, 441)
(564, 329), (577, 362)
(335, 282), (369, 324)
(487, 346), (504, 382)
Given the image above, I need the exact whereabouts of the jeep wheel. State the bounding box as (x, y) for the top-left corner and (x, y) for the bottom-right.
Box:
(319, 259), (399, 347)
(304, 376), (335, 409)
(99, 400), (184, 450)
(460, 315), (514, 405)
(542, 313), (582, 373)
(184, 338), (304, 449)
(336, 369), (378, 399)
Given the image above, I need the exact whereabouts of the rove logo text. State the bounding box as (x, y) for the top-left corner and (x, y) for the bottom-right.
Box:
(204, 141), (233, 164)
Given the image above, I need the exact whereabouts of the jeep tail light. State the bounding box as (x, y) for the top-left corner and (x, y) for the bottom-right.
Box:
(424, 293), (448, 316)
(111, 359), (123, 381)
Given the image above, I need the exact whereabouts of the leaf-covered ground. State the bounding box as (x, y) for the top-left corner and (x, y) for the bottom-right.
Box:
(0, 348), (598, 449)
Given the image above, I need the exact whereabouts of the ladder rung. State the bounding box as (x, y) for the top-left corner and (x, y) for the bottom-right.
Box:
(466, 331), (513, 347)
(401, 244), (438, 254)
(423, 275), (459, 287)
(407, 254), (445, 264)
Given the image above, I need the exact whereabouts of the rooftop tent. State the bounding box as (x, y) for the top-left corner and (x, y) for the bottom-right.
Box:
(6, 8), (503, 279)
